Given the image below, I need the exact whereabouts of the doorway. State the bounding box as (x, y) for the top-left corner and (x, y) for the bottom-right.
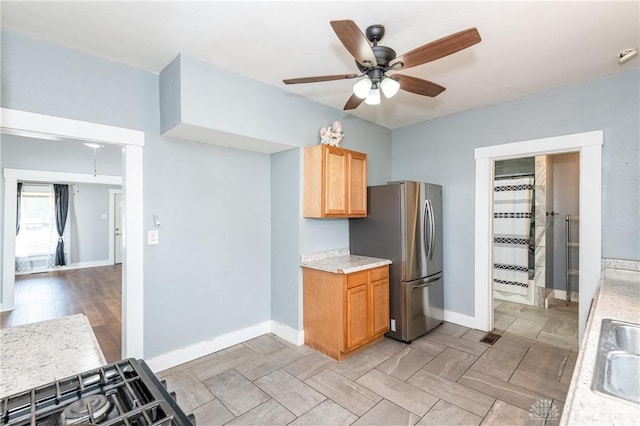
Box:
(474, 130), (602, 342)
(492, 153), (580, 349)
(1, 108), (145, 359)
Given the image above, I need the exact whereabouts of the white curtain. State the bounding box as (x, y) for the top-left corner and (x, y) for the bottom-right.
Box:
(493, 177), (534, 295)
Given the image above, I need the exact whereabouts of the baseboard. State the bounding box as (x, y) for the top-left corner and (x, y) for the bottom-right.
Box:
(271, 320), (305, 346)
(443, 309), (478, 330)
(145, 320), (304, 373)
(548, 289), (579, 302)
(15, 260), (113, 275)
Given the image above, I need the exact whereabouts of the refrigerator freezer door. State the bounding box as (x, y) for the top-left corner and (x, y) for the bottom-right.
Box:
(402, 273), (444, 342)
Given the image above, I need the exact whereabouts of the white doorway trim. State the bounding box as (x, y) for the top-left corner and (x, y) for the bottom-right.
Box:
(1, 108), (145, 359)
(109, 189), (123, 265)
(474, 130), (602, 342)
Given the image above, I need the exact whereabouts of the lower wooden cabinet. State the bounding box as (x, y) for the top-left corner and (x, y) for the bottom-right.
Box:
(303, 265), (389, 360)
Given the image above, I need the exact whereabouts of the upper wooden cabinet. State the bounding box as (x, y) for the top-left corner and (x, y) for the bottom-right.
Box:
(304, 144), (367, 218)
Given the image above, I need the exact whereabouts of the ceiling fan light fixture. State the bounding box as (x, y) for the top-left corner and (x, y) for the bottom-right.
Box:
(365, 85), (381, 105)
(353, 77), (372, 99)
(381, 77), (400, 98)
(618, 48), (638, 64)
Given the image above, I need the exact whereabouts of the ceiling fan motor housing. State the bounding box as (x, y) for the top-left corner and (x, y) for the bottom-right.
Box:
(365, 24), (385, 43)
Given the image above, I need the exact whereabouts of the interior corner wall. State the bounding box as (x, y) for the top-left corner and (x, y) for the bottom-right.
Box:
(270, 148), (300, 329)
(391, 70), (640, 318)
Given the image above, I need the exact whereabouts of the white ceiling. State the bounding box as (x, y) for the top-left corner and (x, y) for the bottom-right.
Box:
(2, 1), (639, 130)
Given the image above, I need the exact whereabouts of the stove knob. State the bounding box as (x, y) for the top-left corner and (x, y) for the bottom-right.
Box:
(187, 413), (196, 425)
(169, 391), (177, 401)
(160, 379), (167, 389)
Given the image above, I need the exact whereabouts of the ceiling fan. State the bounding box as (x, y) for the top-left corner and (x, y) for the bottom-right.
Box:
(283, 20), (481, 110)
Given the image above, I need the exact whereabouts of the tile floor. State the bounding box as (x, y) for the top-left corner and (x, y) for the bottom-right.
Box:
(158, 320), (578, 426)
(494, 299), (579, 351)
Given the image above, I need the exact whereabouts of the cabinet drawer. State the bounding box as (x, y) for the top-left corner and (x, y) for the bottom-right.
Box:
(370, 266), (388, 282)
(347, 270), (368, 288)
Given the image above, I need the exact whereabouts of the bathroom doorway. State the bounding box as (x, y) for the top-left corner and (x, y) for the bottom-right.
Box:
(491, 152), (580, 349)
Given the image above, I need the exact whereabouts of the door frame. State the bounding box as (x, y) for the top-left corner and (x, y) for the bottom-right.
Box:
(1, 108), (145, 359)
(109, 188), (123, 265)
(474, 130), (602, 342)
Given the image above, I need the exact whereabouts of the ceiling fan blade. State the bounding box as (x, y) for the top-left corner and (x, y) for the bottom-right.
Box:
(283, 73), (359, 84)
(395, 74), (446, 97)
(390, 27), (481, 70)
(343, 93), (365, 110)
(330, 20), (377, 67)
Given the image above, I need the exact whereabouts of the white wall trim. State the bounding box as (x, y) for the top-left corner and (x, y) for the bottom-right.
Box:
(145, 321), (272, 373)
(4, 168), (122, 185)
(474, 130), (602, 342)
(1, 108), (145, 359)
(0, 108), (144, 147)
(145, 321), (304, 373)
(443, 309), (477, 329)
(108, 189), (123, 265)
(272, 320), (305, 346)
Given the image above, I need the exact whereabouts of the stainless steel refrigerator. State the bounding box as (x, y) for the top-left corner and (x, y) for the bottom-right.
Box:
(349, 181), (443, 342)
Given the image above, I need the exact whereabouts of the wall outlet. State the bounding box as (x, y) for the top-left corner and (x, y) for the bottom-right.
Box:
(390, 319), (396, 332)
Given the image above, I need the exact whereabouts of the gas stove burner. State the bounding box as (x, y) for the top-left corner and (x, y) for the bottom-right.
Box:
(60, 394), (111, 425)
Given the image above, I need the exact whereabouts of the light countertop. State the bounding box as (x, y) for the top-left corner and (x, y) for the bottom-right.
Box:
(560, 263), (640, 425)
(0, 314), (107, 398)
(300, 248), (391, 274)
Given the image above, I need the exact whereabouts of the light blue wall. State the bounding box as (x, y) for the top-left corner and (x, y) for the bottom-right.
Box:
(2, 30), (391, 356)
(69, 183), (121, 264)
(271, 148), (300, 328)
(391, 70), (640, 317)
(161, 54), (392, 331)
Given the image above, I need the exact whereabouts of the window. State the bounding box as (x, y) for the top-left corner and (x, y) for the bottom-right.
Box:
(15, 184), (56, 257)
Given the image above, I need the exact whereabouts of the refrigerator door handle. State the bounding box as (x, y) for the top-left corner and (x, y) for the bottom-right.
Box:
(405, 273), (442, 287)
(424, 200), (432, 260)
(428, 199), (436, 260)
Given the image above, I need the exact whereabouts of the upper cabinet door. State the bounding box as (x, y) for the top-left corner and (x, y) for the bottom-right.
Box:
(324, 146), (348, 215)
(348, 151), (367, 216)
(303, 144), (368, 218)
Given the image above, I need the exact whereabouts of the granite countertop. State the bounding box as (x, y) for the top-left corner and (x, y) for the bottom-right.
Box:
(0, 314), (107, 398)
(300, 248), (392, 274)
(561, 260), (640, 425)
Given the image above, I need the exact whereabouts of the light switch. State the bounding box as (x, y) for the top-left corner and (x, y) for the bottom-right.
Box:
(148, 229), (159, 245)
(100, 213), (107, 220)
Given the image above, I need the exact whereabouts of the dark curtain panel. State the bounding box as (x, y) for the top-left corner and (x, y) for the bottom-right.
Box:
(54, 184), (69, 266)
(16, 182), (23, 235)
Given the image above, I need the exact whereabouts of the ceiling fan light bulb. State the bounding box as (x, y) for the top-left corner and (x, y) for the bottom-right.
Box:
(353, 78), (372, 99)
(381, 77), (400, 98)
(365, 87), (381, 105)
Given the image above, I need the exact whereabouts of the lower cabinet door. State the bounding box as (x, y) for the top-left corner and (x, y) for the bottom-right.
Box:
(372, 279), (390, 336)
(346, 284), (369, 350)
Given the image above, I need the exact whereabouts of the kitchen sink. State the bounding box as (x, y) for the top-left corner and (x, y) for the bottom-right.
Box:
(593, 319), (640, 404)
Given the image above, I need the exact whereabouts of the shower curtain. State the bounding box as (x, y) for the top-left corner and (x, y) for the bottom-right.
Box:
(493, 176), (534, 295)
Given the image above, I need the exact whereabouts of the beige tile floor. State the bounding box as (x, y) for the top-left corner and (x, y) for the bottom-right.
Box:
(158, 319), (578, 426)
(494, 298), (579, 351)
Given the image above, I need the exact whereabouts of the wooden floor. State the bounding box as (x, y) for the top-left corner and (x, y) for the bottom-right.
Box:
(1, 265), (122, 363)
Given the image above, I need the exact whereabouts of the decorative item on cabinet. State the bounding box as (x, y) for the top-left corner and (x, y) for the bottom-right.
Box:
(319, 121), (344, 146)
(303, 144), (367, 218)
